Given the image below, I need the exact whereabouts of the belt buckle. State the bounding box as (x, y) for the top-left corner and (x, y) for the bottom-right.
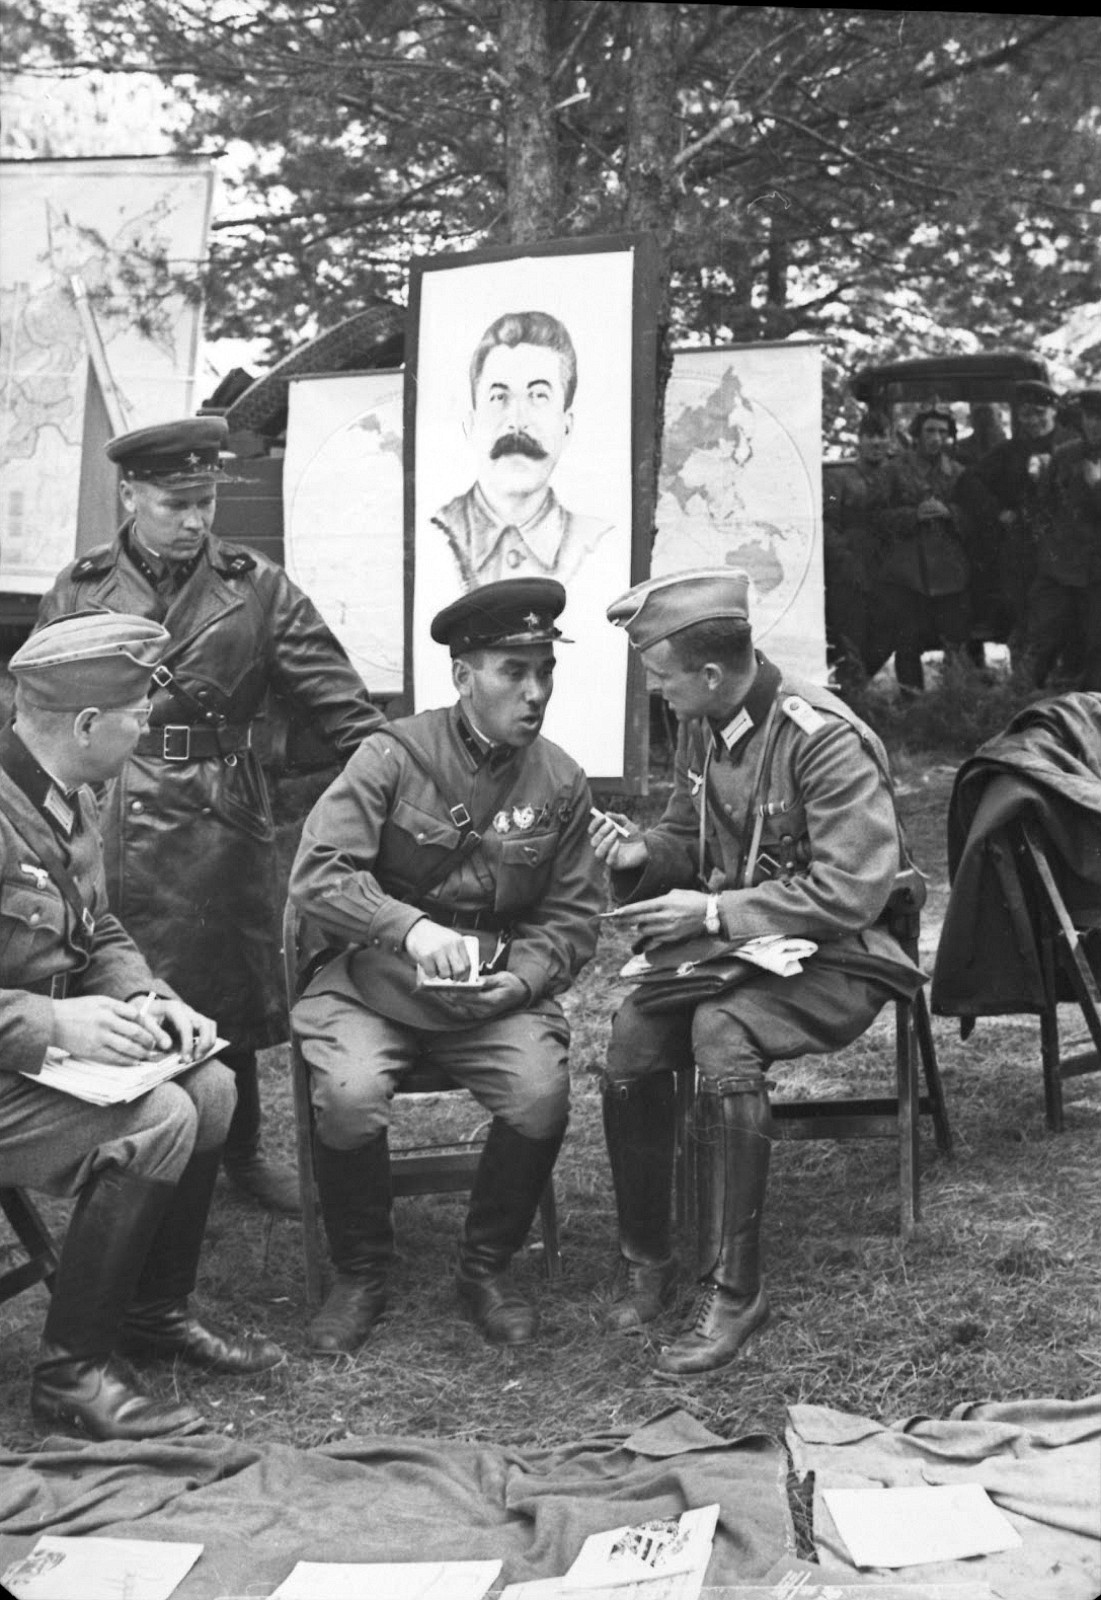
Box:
(162, 725), (191, 761)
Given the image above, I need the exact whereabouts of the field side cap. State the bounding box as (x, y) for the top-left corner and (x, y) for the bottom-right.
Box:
(606, 569), (750, 650)
(11, 612), (170, 711)
(106, 416), (229, 485)
(431, 578), (571, 657)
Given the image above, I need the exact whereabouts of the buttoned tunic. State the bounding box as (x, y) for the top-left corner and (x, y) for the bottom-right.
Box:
(37, 527), (382, 1047)
(878, 452), (968, 597)
(431, 484), (613, 588)
(607, 658), (921, 1085)
(0, 727), (233, 1193)
(289, 705), (601, 1143)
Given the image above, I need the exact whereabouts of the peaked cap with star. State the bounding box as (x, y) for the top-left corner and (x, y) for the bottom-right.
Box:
(106, 415), (229, 487)
(431, 578), (572, 657)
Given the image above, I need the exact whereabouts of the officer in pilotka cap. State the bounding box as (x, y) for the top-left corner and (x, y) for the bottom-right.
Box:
(36, 416), (384, 1214)
(288, 577), (601, 1356)
(0, 612), (282, 1441)
(589, 569), (923, 1374)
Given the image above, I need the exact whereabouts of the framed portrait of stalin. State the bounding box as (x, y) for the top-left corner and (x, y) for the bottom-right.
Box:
(405, 233), (660, 788)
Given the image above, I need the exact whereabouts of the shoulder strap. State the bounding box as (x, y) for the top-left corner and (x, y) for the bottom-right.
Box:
(377, 723), (488, 901)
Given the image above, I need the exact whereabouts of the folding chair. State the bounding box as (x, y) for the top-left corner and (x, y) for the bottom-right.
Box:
(676, 877), (952, 1241)
(281, 899), (562, 1307)
(0, 1186), (59, 1307)
(1013, 820), (1101, 1132)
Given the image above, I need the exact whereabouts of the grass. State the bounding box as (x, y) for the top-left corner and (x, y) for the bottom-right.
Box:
(2, 677), (1100, 1465)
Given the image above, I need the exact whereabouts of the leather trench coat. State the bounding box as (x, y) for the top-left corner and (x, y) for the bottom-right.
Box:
(37, 527), (382, 1048)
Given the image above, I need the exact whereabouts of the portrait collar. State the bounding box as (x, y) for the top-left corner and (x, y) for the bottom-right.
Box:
(472, 483), (564, 573)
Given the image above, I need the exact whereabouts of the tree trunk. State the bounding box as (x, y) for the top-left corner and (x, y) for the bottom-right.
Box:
(499, 0), (559, 243)
(624, 2), (680, 544)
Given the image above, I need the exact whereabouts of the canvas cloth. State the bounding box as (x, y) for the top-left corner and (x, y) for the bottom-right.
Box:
(786, 1395), (1101, 1600)
(0, 1408), (793, 1597)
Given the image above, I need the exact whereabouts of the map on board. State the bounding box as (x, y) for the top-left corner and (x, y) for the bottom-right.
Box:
(0, 157), (212, 591)
(284, 372), (405, 697)
(652, 343), (825, 681)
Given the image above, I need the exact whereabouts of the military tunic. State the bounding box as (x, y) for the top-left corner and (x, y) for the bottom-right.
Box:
(607, 657), (921, 1086)
(36, 526), (383, 1048)
(431, 484), (613, 588)
(289, 704), (601, 1145)
(0, 725), (233, 1195)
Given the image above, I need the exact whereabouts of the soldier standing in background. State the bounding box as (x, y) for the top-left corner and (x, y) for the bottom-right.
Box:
(37, 416), (383, 1214)
(1028, 390), (1101, 688)
(822, 410), (892, 692)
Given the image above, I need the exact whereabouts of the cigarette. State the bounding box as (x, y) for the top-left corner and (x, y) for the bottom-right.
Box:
(138, 990), (158, 1021)
(590, 806), (631, 838)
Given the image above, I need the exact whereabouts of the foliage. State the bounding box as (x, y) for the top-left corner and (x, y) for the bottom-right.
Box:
(6, 2), (1100, 407)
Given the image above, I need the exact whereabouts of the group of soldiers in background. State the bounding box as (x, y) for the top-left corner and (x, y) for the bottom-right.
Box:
(823, 378), (1101, 695)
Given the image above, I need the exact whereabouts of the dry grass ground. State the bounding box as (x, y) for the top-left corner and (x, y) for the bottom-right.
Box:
(2, 727), (1100, 1459)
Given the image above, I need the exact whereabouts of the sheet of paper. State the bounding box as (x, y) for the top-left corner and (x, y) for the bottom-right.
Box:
(25, 1038), (229, 1105)
(1, 1535), (203, 1600)
(821, 1483), (1021, 1568)
(269, 1558), (501, 1600)
(500, 1572), (707, 1600)
(563, 1504), (719, 1589)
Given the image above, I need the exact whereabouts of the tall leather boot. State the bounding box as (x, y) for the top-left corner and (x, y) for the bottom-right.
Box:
(118, 1148), (284, 1373)
(31, 1166), (206, 1440)
(656, 1078), (772, 1375)
(309, 1132), (394, 1355)
(222, 1048), (302, 1215)
(601, 1075), (678, 1331)
(455, 1118), (564, 1346)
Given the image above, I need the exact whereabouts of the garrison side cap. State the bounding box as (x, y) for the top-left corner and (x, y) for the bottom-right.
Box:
(430, 577), (571, 658)
(606, 569), (750, 650)
(106, 415), (229, 486)
(10, 611), (170, 711)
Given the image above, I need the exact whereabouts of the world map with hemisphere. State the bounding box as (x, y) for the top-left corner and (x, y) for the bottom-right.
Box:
(650, 362), (817, 644)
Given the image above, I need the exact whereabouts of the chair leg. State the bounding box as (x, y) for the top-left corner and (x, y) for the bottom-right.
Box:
(537, 1182), (561, 1282)
(895, 998), (920, 1239)
(913, 988), (953, 1156)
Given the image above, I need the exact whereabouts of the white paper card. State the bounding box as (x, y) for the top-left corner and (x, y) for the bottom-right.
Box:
(821, 1483), (1022, 1568)
(1, 1536), (203, 1600)
(563, 1504), (719, 1588)
(269, 1558), (502, 1600)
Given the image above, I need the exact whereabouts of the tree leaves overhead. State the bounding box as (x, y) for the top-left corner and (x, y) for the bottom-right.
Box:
(9, 3), (1100, 370)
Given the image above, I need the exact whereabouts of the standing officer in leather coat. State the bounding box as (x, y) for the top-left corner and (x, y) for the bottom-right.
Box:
(37, 416), (383, 1213)
(289, 578), (601, 1355)
(1, 613), (281, 1441)
(589, 570), (921, 1376)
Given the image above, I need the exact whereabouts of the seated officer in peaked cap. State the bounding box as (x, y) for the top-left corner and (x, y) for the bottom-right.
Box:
(0, 613), (282, 1442)
(37, 415), (382, 1216)
(289, 577), (601, 1354)
(589, 570), (922, 1374)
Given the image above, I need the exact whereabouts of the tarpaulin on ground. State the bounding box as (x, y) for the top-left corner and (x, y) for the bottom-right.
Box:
(0, 1407), (793, 1597)
(786, 1394), (1101, 1600)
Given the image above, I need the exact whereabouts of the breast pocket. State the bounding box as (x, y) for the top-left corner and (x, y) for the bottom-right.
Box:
(0, 877), (67, 974)
(495, 831), (558, 917)
(377, 798), (464, 897)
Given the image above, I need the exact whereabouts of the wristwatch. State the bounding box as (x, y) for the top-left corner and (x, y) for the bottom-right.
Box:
(704, 893), (721, 936)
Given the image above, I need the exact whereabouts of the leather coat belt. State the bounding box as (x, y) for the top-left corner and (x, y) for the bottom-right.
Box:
(136, 724), (253, 762)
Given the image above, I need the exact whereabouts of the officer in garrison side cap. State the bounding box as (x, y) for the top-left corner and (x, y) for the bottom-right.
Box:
(289, 577), (601, 1356)
(588, 569), (923, 1375)
(36, 416), (384, 1215)
(1, 612), (282, 1442)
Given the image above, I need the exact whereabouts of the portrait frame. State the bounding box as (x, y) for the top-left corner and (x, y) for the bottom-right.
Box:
(403, 232), (661, 790)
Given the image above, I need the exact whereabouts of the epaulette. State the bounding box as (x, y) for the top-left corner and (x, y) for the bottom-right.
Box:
(214, 547), (258, 578)
(69, 545), (115, 581)
(780, 694), (828, 736)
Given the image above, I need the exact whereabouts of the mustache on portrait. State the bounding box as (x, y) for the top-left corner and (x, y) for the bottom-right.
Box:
(490, 431), (549, 461)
